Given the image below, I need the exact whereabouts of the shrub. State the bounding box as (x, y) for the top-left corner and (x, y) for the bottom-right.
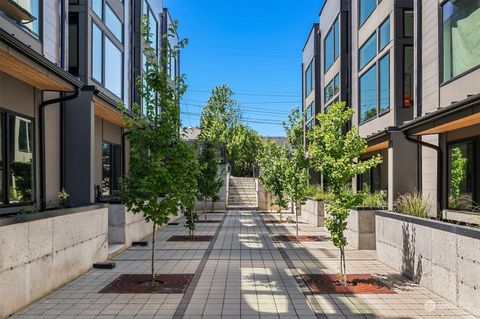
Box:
(393, 192), (430, 218)
(358, 185), (387, 207)
(306, 184), (333, 201)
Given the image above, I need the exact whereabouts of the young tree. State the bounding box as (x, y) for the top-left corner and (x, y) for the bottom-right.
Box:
(257, 140), (289, 220)
(197, 140), (223, 220)
(121, 18), (197, 285)
(308, 101), (382, 285)
(228, 124), (262, 176)
(283, 108), (310, 237)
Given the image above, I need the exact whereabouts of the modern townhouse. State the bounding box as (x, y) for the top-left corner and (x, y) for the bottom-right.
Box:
(302, 23), (321, 183)
(0, 1), (180, 317)
(351, 0), (417, 210)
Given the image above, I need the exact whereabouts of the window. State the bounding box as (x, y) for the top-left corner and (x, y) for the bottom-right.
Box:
(359, 0), (376, 26)
(102, 142), (122, 197)
(92, 22), (103, 82)
(448, 141), (474, 210)
(359, 164), (382, 193)
(2, 0), (40, 36)
(324, 17), (339, 72)
(105, 4), (122, 42)
(403, 46), (414, 107)
(359, 65), (377, 123)
(442, 0), (480, 81)
(379, 54), (390, 113)
(305, 60), (314, 97)
(91, 22), (124, 98)
(68, 13), (79, 76)
(359, 33), (377, 69)
(105, 37), (123, 97)
(305, 101), (315, 122)
(0, 113), (35, 209)
(379, 18), (390, 50)
(92, 0), (103, 18)
(324, 73), (340, 104)
(404, 10), (414, 37)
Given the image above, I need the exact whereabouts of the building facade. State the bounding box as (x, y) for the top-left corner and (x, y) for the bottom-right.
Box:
(303, 0), (480, 218)
(0, 0), (179, 214)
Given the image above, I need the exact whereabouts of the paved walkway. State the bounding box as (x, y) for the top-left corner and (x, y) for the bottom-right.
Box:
(12, 210), (477, 319)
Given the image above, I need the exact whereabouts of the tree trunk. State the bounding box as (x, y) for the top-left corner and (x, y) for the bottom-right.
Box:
(295, 204), (299, 238)
(190, 210), (195, 240)
(151, 223), (156, 284)
(204, 200), (208, 221)
(277, 208), (282, 222)
(212, 199), (215, 214)
(340, 246), (347, 286)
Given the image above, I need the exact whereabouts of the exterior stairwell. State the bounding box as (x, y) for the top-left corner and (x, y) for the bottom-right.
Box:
(227, 177), (258, 209)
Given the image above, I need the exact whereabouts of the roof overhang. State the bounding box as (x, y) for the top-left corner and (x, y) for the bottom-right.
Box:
(363, 127), (397, 154)
(401, 94), (480, 136)
(0, 30), (83, 91)
(93, 91), (125, 127)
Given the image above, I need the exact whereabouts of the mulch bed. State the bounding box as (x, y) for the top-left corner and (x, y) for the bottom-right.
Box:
(273, 235), (324, 242)
(99, 274), (194, 294)
(265, 220), (305, 224)
(196, 220), (221, 223)
(301, 274), (396, 294)
(167, 235), (214, 242)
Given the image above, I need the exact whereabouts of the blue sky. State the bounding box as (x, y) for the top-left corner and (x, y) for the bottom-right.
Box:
(163, 0), (323, 136)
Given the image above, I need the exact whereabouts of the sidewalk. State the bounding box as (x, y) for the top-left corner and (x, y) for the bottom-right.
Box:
(12, 210), (477, 319)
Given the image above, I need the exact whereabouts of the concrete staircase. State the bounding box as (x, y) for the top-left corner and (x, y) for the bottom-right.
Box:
(227, 177), (258, 209)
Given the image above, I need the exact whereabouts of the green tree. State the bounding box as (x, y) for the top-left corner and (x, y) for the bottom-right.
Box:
(449, 147), (468, 208)
(308, 102), (382, 285)
(257, 140), (289, 220)
(121, 18), (197, 285)
(283, 108), (310, 237)
(228, 124), (262, 176)
(197, 140), (223, 220)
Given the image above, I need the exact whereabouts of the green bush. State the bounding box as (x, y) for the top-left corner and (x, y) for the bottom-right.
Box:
(358, 185), (387, 207)
(393, 192), (430, 218)
(305, 184), (333, 201)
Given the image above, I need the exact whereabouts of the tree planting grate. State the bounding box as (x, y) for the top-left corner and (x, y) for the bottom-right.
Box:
(196, 220), (221, 223)
(301, 274), (396, 294)
(273, 235), (324, 242)
(99, 274), (194, 294)
(167, 235), (214, 242)
(168, 222), (179, 225)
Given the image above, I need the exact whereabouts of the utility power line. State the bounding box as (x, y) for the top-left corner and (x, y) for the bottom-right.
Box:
(187, 89), (300, 98)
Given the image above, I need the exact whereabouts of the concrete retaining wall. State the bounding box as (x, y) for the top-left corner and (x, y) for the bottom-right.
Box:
(0, 205), (108, 319)
(195, 164), (227, 212)
(376, 211), (480, 316)
(300, 199), (324, 227)
(345, 208), (377, 250)
(257, 181), (289, 212)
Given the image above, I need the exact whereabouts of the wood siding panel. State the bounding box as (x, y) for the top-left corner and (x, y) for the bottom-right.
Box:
(421, 0), (439, 114)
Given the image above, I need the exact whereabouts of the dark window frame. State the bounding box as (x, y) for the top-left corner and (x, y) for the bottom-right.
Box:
(324, 16), (340, 73)
(440, 0), (480, 85)
(359, 32), (377, 71)
(0, 109), (36, 213)
(359, 0), (380, 27)
(102, 140), (122, 198)
(446, 137), (479, 211)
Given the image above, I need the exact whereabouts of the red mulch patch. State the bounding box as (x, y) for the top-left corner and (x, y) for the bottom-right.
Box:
(301, 274), (396, 294)
(274, 235), (324, 242)
(196, 220), (221, 223)
(167, 235), (213, 242)
(99, 274), (194, 294)
(266, 220), (304, 224)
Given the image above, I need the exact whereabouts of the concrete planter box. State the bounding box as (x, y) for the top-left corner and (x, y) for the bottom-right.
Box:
(376, 210), (480, 316)
(300, 198), (325, 227)
(0, 205), (108, 319)
(345, 207), (383, 250)
(108, 204), (154, 247)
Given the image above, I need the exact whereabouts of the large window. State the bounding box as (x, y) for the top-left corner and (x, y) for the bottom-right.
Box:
(359, 33), (377, 70)
(448, 141), (474, 210)
(379, 54), (390, 113)
(105, 37), (122, 97)
(324, 17), (339, 72)
(92, 0), (103, 18)
(0, 113), (34, 209)
(305, 60), (314, 97)
(359, 0), (377, 26)
(1, 0), (40, 36)
(102, 142), (122, 197)
(105, 4), (122, 42)
(324, 73), (340, 105)
(305, 101), (315, 122)
(68, 13), (79, 76)
(91, 22), (123, 98)
(404, 10), (414, 37)
(442, 0), (480, 81)
(379, 18), (390, 50)
(403, 46), (414, 107)
(143, 0), (159, 56)
(92, 22), (103, 83)
(359, 65), (377, 123)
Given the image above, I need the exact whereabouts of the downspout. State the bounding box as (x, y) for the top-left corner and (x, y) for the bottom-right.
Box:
(39, 88), (80, 211)
(403, 132), (442, 220)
